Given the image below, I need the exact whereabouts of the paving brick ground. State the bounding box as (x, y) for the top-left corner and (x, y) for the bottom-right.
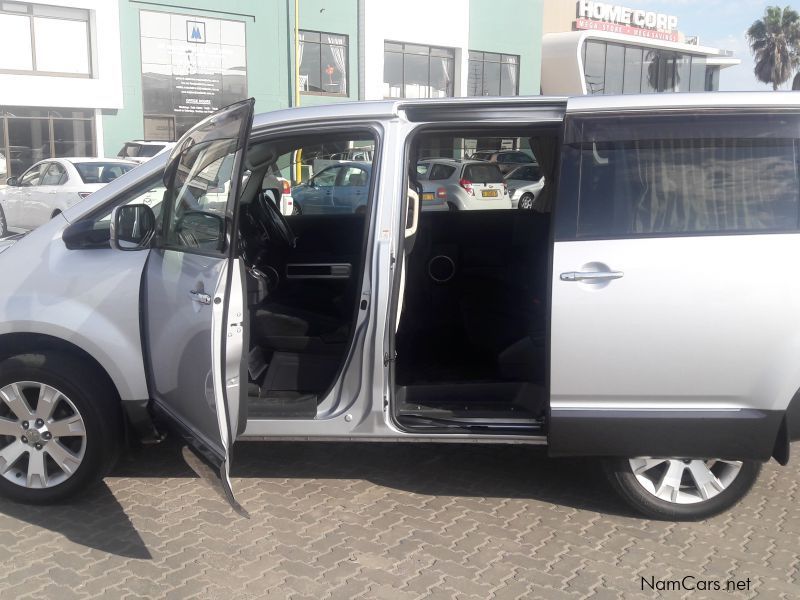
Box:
(0, 439), (798, 599)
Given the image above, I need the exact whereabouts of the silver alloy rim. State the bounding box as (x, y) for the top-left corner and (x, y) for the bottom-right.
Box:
(628, 458), (742, 504)
(0, 381), (87, 489)
(519, 194), (534, 210)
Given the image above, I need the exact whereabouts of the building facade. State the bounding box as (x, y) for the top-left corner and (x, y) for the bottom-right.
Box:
(0, 0), (122, 178)
(541, 0), (739, 95)
(0, 0), (740, 172)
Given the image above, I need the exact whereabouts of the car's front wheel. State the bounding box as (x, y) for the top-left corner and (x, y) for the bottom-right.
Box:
(0, 353), (120, 504)
(604, 457), (761, 520)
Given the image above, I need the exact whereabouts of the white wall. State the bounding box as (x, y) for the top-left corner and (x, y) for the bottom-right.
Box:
(0, 0), (123, 110)
(362, 0), (470, 100)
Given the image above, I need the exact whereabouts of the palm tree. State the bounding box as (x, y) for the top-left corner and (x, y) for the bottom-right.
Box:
(746, 6), (800, 90)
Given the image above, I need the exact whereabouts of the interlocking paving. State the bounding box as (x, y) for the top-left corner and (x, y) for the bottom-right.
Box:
(0, 439), (798, 599)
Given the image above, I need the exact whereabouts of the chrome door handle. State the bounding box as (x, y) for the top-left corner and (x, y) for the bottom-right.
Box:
(189, 290), (212, 304)
(560, 271), (624, 282)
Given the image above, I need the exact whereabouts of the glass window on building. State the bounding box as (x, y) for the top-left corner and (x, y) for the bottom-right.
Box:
(0, 2), (91, 76)
(299, 30), (348, 95)
(622, 46), (643, 94)
(139, 11), (248, 141)
(467, 52), (519, 96)
(0, 107), (95, 178)
(583, 41), (606, 95)
(583, 40), (719, 95)
(383, 42), (454, 99)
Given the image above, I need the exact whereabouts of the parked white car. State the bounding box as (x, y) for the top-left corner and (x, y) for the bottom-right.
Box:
(415, 159), (511, 210)
(117, 140), (175, 164)
(0, 158), (136, 236)
(505, 164), (544, 210)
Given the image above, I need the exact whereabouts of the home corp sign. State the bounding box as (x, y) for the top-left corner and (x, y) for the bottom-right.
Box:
(575, 1), (680, 42)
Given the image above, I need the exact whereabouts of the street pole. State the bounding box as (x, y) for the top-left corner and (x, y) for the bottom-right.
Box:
(294, 0), (303, 183)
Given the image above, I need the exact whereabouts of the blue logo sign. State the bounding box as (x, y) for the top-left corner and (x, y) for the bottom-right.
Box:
(186, 21), (206, 44)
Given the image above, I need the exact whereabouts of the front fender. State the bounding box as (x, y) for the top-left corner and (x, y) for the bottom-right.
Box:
(0, 217), (150, 400)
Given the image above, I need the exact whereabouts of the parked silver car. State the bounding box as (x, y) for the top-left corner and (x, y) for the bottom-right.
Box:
(504, 163), (544, 210)
(0, 94), (798, 521)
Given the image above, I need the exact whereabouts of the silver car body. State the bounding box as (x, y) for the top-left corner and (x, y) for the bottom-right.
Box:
(0, 93), (799, 491)
(504, 164), (544, 209)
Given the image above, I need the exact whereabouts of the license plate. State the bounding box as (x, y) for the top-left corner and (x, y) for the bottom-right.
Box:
(422, 192), (435, 201)
(481, 189), (498, 198)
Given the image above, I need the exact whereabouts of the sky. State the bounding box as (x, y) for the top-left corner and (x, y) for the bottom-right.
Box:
(621, 0), (795, 90)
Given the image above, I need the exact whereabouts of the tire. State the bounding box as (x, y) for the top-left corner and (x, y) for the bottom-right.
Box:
(518, 193), (535, 210)
(0, 353), (122, 504)
(604, 457), (761, 521)
(292, 202), (302, 215)
(447, 202), (459, 212)
(0, 205), (7, 237)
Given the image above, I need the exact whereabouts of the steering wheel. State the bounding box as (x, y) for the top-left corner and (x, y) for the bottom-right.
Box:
(254, 191), (296, 249)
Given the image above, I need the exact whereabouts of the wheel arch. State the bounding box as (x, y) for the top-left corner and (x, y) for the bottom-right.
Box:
(0, 333), (119, 401)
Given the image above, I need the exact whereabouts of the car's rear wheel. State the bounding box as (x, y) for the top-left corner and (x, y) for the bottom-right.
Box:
(518, 193), (535, 210)
(0, 353), (120, 504)
(604, 457), (761, 520)
(292, 202), (302, 215)
(0, 205), (8, 237)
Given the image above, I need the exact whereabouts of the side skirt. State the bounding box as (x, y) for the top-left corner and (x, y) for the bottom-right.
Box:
(548, 408), (783, 461)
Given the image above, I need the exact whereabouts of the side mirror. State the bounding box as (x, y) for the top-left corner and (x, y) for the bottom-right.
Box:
(110, 204), (156, 251)
(6, 177), (18, 187)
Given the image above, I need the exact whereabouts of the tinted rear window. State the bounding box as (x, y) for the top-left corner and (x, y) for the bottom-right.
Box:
(74, 162), (135, 184)
(576, 138), (800, 236)
(463, 163), (503, 183)
(429, 164), (456, 180)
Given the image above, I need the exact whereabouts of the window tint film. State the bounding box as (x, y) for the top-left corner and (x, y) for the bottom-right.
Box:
(570, 114), (800, 237)
(463, 163), (503, 183)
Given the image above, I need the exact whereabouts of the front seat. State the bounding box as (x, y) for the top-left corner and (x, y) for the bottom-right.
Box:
(246, 191), (350, 353)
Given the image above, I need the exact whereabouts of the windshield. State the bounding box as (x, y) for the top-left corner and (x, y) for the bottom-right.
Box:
(74, 162), (135, 184)
(119, 143), (164, 158)
(508, 165), (542, 181)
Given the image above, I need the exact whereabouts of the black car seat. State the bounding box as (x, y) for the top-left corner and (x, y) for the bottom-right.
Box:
(245, 191), (349, 353)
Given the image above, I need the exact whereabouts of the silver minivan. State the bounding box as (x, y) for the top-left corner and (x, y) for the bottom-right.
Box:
(1, 95), (798, 521)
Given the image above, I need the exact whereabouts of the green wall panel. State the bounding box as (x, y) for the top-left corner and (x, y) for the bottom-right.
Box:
(103, 0), (292, 156)
(468, 0), (543, 95)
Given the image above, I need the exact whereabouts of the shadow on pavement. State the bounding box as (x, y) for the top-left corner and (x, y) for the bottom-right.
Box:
(0, 482), (152, 559)
(0, 438), (636, 558)
(114, 436), (637, 518)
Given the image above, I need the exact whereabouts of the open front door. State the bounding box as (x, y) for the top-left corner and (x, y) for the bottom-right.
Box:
(144, 99), (254, 512)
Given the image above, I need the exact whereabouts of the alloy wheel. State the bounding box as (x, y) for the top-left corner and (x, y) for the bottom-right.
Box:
(628, 457), (742, 504)
(0, 381), (87, 489)
(518, 193), (534, 210)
